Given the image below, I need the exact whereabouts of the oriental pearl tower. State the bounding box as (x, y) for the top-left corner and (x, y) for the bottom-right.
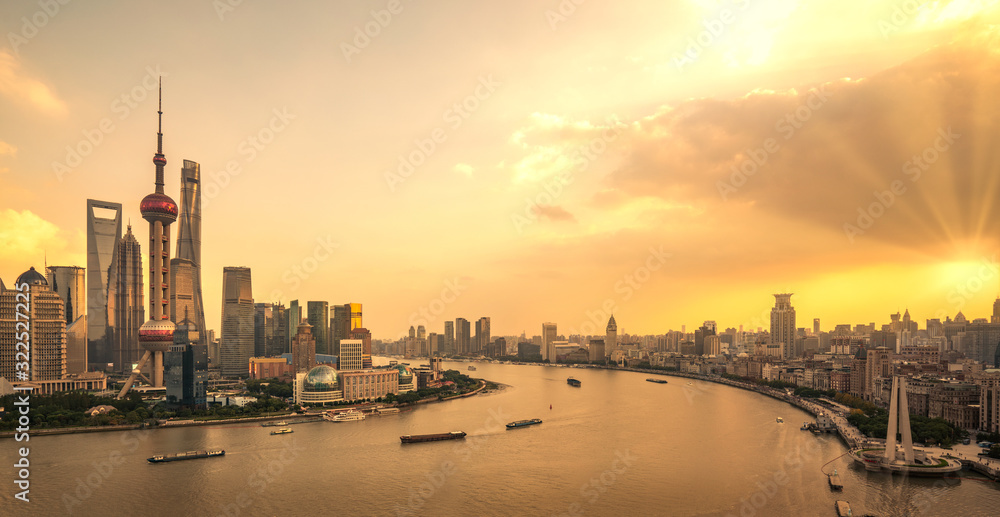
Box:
(118, 79), (177, 396)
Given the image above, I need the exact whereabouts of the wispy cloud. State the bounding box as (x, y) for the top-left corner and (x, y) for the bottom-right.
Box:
(0, 140), (17, 156)
(0, 50), (67, 117)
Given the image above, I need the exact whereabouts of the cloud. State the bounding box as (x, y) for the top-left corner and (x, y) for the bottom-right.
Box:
(0, 50), (67, 117)
(453, 163), (475, 177)
(0, 141), (16, 157)
(535, 204), (577, 223)
(508, 113), (625, 183)
(0, 210), (81, 274)
(596, 23), (1000, 252)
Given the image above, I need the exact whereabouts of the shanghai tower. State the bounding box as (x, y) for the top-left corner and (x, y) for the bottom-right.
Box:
(171, 159), (207, 345)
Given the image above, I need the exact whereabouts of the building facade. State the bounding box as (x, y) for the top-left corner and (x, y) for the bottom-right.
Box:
(109, 226), (144, 372)
(86, 199), (122, 370)
(1, 268), (67, 381)
(220, 267), (254, 376)
(770, 294), (796, 360)
(174, 159), (207, 346)
(46, 265), (87, 374)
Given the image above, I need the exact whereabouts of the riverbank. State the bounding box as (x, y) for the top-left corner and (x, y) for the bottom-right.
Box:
(0, 378), (492, 439)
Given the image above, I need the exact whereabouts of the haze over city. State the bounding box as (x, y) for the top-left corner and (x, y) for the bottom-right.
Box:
(2, 0), (999, 339)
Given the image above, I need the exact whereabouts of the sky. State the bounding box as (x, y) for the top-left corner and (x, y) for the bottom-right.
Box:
(1, 0), (999, 340)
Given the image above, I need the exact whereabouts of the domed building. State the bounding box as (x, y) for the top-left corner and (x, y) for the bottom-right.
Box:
(396, 363), (415, 392)
(295, 365), (344, 405)
(16, 267), (47, 286)
(293, 362), (405, 406)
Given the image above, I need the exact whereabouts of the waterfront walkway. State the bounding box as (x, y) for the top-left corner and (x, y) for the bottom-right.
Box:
(617, 366), (1000, 480)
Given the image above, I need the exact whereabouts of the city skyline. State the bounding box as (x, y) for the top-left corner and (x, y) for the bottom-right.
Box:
(2, 2), (1000, 338)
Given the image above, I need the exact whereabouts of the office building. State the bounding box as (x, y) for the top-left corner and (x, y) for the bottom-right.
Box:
(444, 320), (455, 355)
(272, 303), (287, 357)
(46, 266), (87, 374)
(340, 338), (364, 371)
(542, 322), (557, 362)
(254, 303), (274, 357)
(307, 301), (329, 355)
(164, 320), (207, 408)
(588, 338), (605, 363)
(291, 322), (316, 373)
(350, 327), (373, 368)
(86, 199), (122, 370)
(770, 294), (796, 360)
(174, 159), (207, 345)
(109, 226), (144, 372)
(606, 316), (618, 354)
(456, 318), (471, 355)
(221, 267), (254, 376)
(1, 268), (66, 381)
(476, 317), (491, 354)
(288, 300), (301, 350)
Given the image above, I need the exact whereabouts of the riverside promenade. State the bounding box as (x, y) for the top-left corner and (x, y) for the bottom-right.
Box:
(617, 366), (1000, 480)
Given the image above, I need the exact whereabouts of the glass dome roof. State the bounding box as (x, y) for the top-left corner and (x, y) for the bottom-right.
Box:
(304, 365), (339, 391)
(16, 267), (47, 287)
(395, 364), (413, 383)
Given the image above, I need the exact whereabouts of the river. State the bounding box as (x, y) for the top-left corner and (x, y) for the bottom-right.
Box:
(2, 360), (997, 516)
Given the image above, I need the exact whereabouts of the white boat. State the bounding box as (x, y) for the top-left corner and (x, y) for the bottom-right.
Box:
(325, 409), (366, 422)
(776, 417), (784, 423)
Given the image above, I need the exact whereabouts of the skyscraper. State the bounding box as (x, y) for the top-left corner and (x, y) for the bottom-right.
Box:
(542, 322), (557, 362)
(813, 318), (821, 334)
(456, 318), (471, 355)
(254, 303), (274, 357)
(291, 322), (316, 373)
(307, 301), (329, 355)
(444, 320), (455, 355)
(272, 303), (287, 357)
(86, 198), (121, 370)
(164, 320), (207, 408)
(288, 300), (301, 350)
(1, 268), (66, 381)
(606, 315), (618, 355)
(476, 317), (491, 354)
(770, 294), (796, 360)
(46, 265), (87, 374)
(221, 267), (254, 376)
(109, 226), (144, 372)
(134, 82), (179, 390)
(174, 159), (206, 345)
(331, 303), (361, 357)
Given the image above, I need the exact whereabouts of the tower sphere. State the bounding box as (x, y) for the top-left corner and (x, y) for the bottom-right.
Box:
(140, 192), (178, 223)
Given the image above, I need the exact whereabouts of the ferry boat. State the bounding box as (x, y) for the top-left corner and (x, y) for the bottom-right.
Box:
(828, 470), (843, 490)
(261, 421), (287, 427)
(325, 409), (366, 422)
(468, 366), (477, 371)
(270, 428), (293, 435)
(148, 450), (225, 463)
(776, 417), (784, 423)
(400, 431), (467, 444)
(506, 419), (542, 429)
(567, 377), (581, 387)
(835, 500), (852, 517)
(645, 378), (668, 384)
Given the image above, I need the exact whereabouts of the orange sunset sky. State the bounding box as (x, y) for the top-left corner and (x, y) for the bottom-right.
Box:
(1, 1), (999, 339)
